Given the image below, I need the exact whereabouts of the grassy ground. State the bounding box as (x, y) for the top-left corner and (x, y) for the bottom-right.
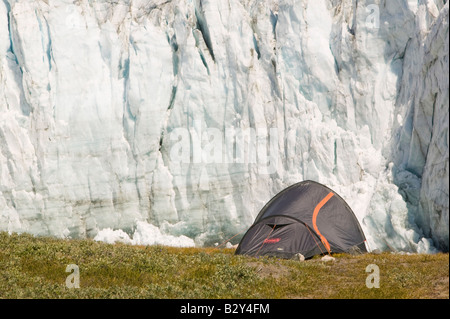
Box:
(0, 232), (448, 299)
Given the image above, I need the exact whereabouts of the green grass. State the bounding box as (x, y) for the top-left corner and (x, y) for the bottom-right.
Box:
(0, 231), (448, 299)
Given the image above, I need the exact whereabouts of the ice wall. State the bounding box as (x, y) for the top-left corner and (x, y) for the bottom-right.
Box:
(0, 0), (448, 252)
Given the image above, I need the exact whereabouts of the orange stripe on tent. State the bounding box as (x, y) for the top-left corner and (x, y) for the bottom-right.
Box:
(312, 192), (334, 254)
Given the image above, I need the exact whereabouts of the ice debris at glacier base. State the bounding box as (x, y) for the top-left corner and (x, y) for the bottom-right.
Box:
(94, 221), (195, 247)
(0, 0), (448, 252)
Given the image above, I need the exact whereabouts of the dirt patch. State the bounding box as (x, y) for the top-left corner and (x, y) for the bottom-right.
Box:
(430, 276), (450, 298)
(246, 261), (291, 279)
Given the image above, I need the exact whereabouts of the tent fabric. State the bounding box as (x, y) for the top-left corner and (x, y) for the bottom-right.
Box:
(235, 180), (367, 259)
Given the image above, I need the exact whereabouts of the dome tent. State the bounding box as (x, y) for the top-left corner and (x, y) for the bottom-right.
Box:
(235, 180), (367, 259)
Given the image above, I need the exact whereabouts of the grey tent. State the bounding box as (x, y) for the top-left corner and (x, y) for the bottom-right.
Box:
(235, 180), (367, 259)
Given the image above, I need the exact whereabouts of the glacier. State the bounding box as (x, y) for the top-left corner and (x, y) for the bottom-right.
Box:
(0, 0), (448, 252)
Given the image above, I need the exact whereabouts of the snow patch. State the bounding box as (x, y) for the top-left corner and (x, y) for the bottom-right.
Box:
(94, 221), (195, 248)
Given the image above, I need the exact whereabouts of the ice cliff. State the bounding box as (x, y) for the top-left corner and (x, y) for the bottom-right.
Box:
(0, 0), (448, 252)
